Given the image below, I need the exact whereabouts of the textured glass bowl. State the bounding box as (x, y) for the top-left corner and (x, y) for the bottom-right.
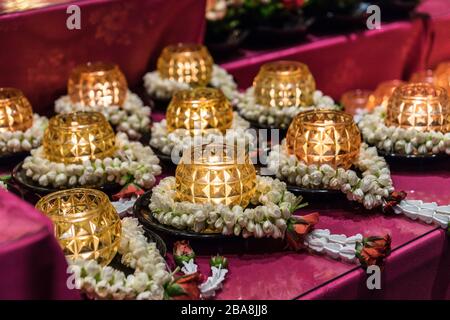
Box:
(43, 112), (116, 164)
(35, 188), (121, 266)
(253, 61), (316, 108)
(366, 80), (404, 111)
(0, 88), (33, 132)
(176, 144), (256, 208)
(157, 43), (213, 86)
(166, 88), (233, 135)
(340, 89), (372, 115)
(410, 69), (435, 84)
(68, 62), (128, 107)
(286, 110), (361, 169)
(386, 83), (450, 132)
(434, 62), (450, 94)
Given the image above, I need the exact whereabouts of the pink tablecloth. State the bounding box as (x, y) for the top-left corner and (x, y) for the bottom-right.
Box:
(0, 0), (207, 114)
(221, 18), (428, 100)
(0, 190), (79, 299)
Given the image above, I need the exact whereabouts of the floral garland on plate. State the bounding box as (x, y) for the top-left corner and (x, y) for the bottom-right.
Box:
(55, 91), (151, 140)
(236, 88), (338, 129)
(68, 217), (172, 300)
(267, 142), (395, 210)
(150, 112), (254, 157)
(150, 175), (306, 238)
(0, 114), (48, 156)
(22, 133), (161, 190)
(358, 105), (450, 155)
(143, 65), (239, 104)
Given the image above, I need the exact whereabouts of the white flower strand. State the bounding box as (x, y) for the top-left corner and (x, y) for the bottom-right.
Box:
(358, 105), (450, 155)
(68, 217), (172, 300)
(143, 65), (239, 103)
(394, 200), (450, 229)
(150, 176), (299, 238)
(267, 142), (394, 209)
(236, 88), (338, 129)
(22, 133), (161, 189)
(303, 229), (364, 264)
(150, 112), (253, 156)
(0, 114), (47, 155)
(179, 259), (228, 299)
(55, 91), (151, 140)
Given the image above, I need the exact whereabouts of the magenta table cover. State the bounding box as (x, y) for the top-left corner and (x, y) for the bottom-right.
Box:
(0, 190), (79, 299)
(221, 18), (428, 100)
(0, 0), (207, 114)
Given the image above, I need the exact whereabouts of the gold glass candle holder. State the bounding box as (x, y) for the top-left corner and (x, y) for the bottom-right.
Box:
(68, 62), (128, 107)
(36, 188), (121, 266)
(410, 69), (435, 84)
(0, 88), (33, 132)
(166, 88), (233, 135)
(286, 110), (361, 169)
(340, 89), (372, 115)
(385, 83), (450, 132)
(434, 62), (450, 94)
(176, 144), (256, 208)
(43, 112), (116, 164)
(253, 61), (316, 108)
(157, 43), (213, 86)
(366, 80), (404, 111)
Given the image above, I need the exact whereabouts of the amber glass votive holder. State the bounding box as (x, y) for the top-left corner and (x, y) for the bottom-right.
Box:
(166, 88), (233, 135)
(36, 188), (121, 266)
(0, 88), (33, 132)
(43, 112), (116, 164)
(434, 62), (450, 94)
(286, 110), (361, 169)
(340, 89), (372, 115)
(157, 43), (213, 86)
(366, 80), (405, 111)
(253, 61), (316, 108)
(68, 62), (128, 107)
(385, 83), (450, 132)
(175, 144), (256, 208)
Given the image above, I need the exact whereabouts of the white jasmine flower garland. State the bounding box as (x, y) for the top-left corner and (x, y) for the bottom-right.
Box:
(22, 133), (161, 189)
(267, 142), (394, 209)
(68, 217), (172, 300)
(143, 65), (239, 104)
(358, 105), (450, 155)
(236, 88), (338, 129)
(394, 200), (450, 230)
(304, 229), (363, 263)
(0, 114), (47, 155)
(150, 175), (302, 238)
(150, 112), (253, 157)
(55, 91), (151, 140)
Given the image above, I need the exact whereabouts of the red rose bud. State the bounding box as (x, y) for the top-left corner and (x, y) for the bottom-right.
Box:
(210, 255), (228, 269)
(173, 240), (196, 267)
(356, 234), (391, 268)
(112, 182), (145, 200)
(285, 212), (319, 251)
(164, 273), (201, 300)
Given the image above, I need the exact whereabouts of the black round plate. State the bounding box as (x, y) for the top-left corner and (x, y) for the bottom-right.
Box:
(377, 150), (448, 160)
(0, 151), (29, 166)
(134, 191), (227, 240)
(11, 161), (122, 199)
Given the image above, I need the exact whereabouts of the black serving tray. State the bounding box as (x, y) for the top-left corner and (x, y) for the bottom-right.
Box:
(134, 191), (287, 255)
(10, 161), (122, 204)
